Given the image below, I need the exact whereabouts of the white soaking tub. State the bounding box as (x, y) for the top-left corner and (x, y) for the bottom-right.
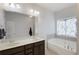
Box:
(48, 38), (77, 55)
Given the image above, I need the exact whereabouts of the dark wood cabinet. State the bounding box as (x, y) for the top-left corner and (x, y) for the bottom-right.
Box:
(0, 46), (24, 55)
(24, 43), (33, 55)
(34, 41), (45, 55)
(13, 51), (24, 55)
(25, 48), (33, 55)
(0, 40), (45, 55)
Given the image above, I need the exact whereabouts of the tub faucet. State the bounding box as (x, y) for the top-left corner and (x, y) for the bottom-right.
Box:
(67, 45), (69, 49)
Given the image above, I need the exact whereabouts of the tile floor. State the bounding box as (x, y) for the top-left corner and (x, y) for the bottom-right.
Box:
(45, 48), (58, 55)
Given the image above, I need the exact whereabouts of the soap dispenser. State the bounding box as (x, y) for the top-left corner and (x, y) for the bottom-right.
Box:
(29, 27), (32, 36)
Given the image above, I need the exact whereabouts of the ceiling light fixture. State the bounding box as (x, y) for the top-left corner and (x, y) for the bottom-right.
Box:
(9, 3), (16, 8)
(29, 8), (40, 16)
(16, 4), (21, 9)
(4, 3), (21, 9)
(33, 10), (40, 16)
(30, 9), (34, 13)
(36, 11), (40, 15)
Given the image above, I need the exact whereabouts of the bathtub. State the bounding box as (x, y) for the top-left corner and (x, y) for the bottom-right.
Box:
(48, 38), (77, 55)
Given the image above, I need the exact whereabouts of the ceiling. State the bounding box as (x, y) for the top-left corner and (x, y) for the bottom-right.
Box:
(36, 3), (76, 12)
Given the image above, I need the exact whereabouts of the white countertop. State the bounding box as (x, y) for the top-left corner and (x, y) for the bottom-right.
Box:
(0, 36), (45, 51)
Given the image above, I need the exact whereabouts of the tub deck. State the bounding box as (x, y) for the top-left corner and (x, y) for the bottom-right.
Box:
(47, 38), (76, 55)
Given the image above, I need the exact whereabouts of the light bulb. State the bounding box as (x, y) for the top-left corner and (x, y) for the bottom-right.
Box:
(36, 11), (40, 15)
(34, 10), (40, 16)
(9, 3), (16, 8)
(30, 9), (33, 13)
(34, 10), (37, 16)
(16, 4), (21, 9)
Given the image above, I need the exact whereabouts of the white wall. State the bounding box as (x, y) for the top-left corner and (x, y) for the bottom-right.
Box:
(35, 11), (55, 39)
(54, 5), (77, 38)
(55, 5), (76, 20)
(0, 3), (55, 39)
(4, 11), (33, 39)
(30, 4), (55, 39)
(0, 9), (5, 28)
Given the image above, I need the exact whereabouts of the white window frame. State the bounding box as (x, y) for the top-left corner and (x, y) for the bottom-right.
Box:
(56, 17), (77, 39)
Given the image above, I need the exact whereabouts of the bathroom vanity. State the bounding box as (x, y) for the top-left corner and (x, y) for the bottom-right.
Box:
(0, 5), (45, 55)
(0, 37), (45, 55)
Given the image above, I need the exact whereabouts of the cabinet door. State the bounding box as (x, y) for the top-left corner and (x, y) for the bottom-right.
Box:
(0, 46), (24, 55)
(34, 46), (39, 55)
(24, 44), (33, 55)
(13, 51), (24, 55)
(25, 44), (33, 49)
(27, 52), (33, 55)
(39, 45), (45, 55)
(34, 40), (45, 55)
(34, 45), (45, 55)
(25, 48), (33, 55)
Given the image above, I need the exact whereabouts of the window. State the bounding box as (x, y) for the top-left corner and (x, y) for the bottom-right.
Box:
(57, 17), (77, 37)
(57, 20), (65, 35)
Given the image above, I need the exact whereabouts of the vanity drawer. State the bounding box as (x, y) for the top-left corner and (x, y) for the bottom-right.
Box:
(34, 40), (44, 46)
(0, 46), (24, 55)
(40, 44), (44, 51)
(13, 51), (24, 55)
(25, 48), (33, 55)
(33, 47), (39, 55)
(34, 45), (45, 55)
(25, 44), (33, 49)
(39, 51), (45, 55)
